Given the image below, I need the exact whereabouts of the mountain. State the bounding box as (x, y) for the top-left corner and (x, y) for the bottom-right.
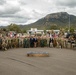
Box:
(0, 12), (76, 30)
(24, 12), (76, 30)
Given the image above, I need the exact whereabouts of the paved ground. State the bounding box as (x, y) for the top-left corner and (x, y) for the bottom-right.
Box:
(0, 48), (76, 75)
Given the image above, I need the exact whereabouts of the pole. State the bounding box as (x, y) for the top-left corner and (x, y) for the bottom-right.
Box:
(69, 14), (70, 33)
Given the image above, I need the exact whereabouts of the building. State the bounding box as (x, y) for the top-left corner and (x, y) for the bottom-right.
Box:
(46, 30), (60, 34)
(27, 28), (44, 35)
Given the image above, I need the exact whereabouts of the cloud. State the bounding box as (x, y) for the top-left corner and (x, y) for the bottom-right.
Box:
(25, 19), (37, 25)
(55, 0), (76, 8)
(0, 0), (76, 26)
(0, 0), (21, 15)
(0, 0), (6, 5)
(0, 20), (9, 26)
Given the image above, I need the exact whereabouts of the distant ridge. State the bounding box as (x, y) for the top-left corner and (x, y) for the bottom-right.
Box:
(0, 12), (76, 30)
(22, 12), (76, 29)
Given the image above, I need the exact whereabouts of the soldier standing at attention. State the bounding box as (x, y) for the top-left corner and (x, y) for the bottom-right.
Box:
(23, 36), (27, 48)
(2, 37), (8, 51)
(40, 36), (46, 47)
(26, 36), (30, 48)
(37, 36), (41, 47)
(53, 38), (57, 47)
(0, 36), (2, 50)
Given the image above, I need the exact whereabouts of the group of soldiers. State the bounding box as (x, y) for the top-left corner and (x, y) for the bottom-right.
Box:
(0, 31), (76, 51)
(0, 35), (49, 50)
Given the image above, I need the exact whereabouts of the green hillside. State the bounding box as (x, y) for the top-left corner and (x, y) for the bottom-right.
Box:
(23, 12), (76, 30)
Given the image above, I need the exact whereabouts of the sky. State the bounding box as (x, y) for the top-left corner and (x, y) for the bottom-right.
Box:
(0, 0), (76, 26)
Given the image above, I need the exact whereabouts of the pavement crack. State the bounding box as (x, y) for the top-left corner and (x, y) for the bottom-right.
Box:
(7, 57), (37, 68)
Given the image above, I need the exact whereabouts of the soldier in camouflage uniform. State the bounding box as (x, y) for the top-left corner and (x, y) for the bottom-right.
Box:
(23, 36), (30, 48)
(37, 36), (41, 47)
(14, 37), (19, 48)
(23, 37), (27, 48)
(0, 36), (2, 50)
(53, 38), (57, 47)
(11, 38), (14, 48)
(18, 37), (22, 48)
(26, 36), (30, 48)
(40, 36), (47, 47)
(7, 37), (12, 49)
(2, 37), (8, 51)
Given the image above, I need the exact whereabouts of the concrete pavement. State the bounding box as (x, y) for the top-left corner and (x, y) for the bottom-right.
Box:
(0, 48), (76, 75)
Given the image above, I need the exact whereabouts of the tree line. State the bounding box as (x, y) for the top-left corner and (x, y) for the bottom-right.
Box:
(0, 23), (75, 34)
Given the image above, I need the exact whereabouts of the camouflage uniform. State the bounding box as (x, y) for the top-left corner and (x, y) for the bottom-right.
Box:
(14, 38), (19, 48)
(11, 38), (14, 48)
(53, 38), (57, 47)
(23, 38), (27, 48)
(0, 37), (2, 50)
(8, 38), (12, 49)
(18, 38), (22, 48)
(2, 39), (8, 51)
(26, 38), (30, 48)
(40, 38), (47, 47)
(37, 36), (41, 47)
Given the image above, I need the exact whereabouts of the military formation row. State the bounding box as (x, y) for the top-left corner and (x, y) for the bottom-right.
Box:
(0, 35), (76, 51)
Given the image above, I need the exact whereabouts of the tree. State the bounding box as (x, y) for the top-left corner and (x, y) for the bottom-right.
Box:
(7, 24), (21, 33)
(65, 27), (68, 32)
(70, 27), (74, 33)
(21, 29), (27, 33)
(50, 24), (59, 30)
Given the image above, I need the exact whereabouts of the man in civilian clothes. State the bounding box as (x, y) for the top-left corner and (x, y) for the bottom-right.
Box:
(49, 37), (54, 47)
(33, 36), (38, 47)
(30, 36), (34, 47)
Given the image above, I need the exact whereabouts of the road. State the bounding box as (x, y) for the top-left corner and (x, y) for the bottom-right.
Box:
(0, 48), (76, 75)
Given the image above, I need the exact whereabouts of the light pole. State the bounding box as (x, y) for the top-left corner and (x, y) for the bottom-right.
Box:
(68, 14), (70, 33)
